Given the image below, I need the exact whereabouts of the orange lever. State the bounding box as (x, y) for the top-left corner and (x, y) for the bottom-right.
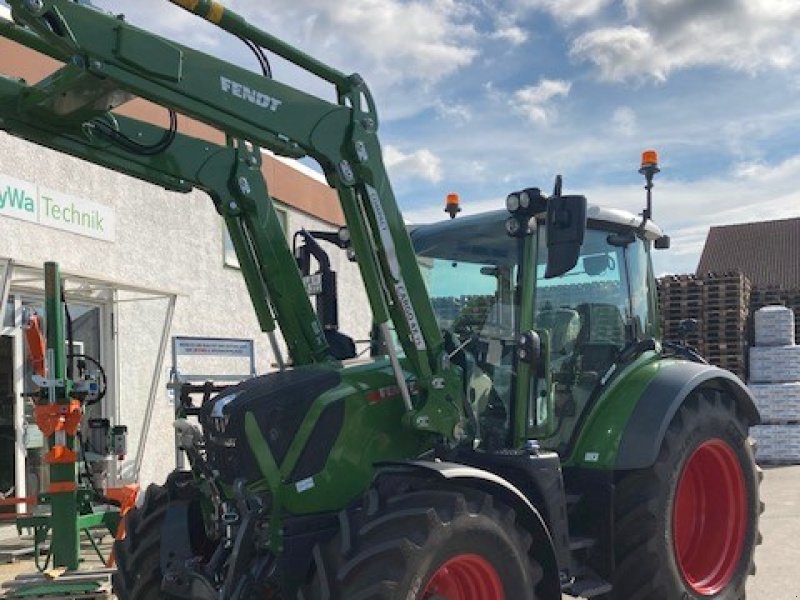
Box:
(24, 313), (47, 378)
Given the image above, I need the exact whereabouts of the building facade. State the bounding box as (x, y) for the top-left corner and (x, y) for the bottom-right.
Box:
(0, 24), (371, 499)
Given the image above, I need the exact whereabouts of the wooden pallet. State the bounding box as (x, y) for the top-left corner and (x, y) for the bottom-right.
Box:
(658, 272), (754, 379)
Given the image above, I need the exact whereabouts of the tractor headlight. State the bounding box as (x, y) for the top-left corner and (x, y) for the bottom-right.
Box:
(505, 216), (522, 237)
(506, 193), (520, 213)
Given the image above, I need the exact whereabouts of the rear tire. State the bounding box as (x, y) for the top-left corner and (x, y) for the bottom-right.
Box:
(601, 389), (762, 599)
(301, 477), (544, 600)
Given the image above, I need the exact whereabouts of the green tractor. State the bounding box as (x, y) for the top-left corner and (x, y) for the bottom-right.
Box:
(0, 1), (760, 598)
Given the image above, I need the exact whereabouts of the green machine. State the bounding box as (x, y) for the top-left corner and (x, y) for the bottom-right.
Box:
(0, 2), (762, 599)
(9, 262), (127, 597)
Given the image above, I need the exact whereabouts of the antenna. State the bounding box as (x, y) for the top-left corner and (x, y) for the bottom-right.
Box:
(639, 150), (660, 222)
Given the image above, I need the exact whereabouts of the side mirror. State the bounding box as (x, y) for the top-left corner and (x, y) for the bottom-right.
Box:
(678, 318), (699, 345)
(655, 235), (671, 250)
(518, 330), (544, 377)
(545, 195), (587, 278)
(583, 254), (612, 276)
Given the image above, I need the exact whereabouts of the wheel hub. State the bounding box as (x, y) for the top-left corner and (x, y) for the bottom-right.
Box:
(422, 553), (504, 600)
(672, 438), (747, 595)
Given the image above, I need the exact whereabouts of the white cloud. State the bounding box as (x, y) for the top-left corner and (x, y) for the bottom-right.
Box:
(221, 0), (479, 84)
(733, 155), (800, 185)
(570, 26), (662, 81)
(91, 0), (481, 122)
(572, 0), (800, 81)
(511, 79), (571, 123)
(491, 25), (529, 46)
(434, 100), (472, 124)
(612, 106), (637, 136)
(384, 145), (443, 183)
(513, 0), (613, 22)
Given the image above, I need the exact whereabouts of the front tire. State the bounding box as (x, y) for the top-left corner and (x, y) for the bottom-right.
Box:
(302, 477), (544, 600)
(113, 483), (170, 600)
(603, 389), (762, 599)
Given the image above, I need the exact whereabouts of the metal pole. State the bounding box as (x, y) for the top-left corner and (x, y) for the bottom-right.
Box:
(44, 262), (80, 570)
(379, 322), (413, 412)
(0, 259), (12, 330)
(268, 331), (286, 371)
(12, 292), (27, 515)
(166, 0), (349, 87)
(133, 294), (177, 481)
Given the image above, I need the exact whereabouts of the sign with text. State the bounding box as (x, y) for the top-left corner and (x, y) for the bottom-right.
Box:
(174, 337), (254, 358)
(0, 172), (116, 242)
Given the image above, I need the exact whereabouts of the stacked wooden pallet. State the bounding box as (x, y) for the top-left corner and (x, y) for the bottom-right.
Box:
(657, 272), (751, 379)
(657, 274), (705, 356)
(703, 272), (751, 379)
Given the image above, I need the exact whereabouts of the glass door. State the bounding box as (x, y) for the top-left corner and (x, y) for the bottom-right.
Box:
(18, 297), (105, 499)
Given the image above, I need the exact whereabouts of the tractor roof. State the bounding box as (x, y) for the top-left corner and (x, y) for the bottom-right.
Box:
(587, 205), (663, 240)
(410, 205), (664, 252)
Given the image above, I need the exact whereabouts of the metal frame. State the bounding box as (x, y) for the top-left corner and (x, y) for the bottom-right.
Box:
(169, 335), (257, 384)
(168, 334), (256, 470)
(0, 258), (12, 334)
(128, 296), (175, 481)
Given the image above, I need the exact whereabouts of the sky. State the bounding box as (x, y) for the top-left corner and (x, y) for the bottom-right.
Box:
(4, 0), (800, 275)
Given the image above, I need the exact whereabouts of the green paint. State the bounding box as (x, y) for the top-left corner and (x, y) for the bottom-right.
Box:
(43, 262), (80, 571)
(275, 360), (427, 515)
(563, 353), (667, 469)
(11, 582), (101, 597)
(244, 411), (284, 549)
(41, 195), (105, 232)
(514, 233), (537, 446)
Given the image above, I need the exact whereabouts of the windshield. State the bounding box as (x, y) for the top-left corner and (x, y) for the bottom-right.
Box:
(413, 212), (519, 339)
(422, 259), (516, 338)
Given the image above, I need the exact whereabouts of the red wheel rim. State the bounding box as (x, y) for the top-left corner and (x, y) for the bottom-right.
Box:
(672, 438), (747, 595)
(422, 553), (504, 600)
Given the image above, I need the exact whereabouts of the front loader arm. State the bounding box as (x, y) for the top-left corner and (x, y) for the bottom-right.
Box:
(0, 0), (462, 434)
(0, 72), (332, 365)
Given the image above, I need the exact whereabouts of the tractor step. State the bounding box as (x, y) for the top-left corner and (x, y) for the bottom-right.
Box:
(565, 567), (613, 598)
(568, 536), (597, 551)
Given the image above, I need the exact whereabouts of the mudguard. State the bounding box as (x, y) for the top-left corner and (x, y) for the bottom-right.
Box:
(615, 360), (760, 470)
(375, 460), (562, 599)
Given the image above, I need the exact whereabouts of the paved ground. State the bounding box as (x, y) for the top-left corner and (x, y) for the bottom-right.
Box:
(0, 465), (797, 598)
(746, 465), (800, 600)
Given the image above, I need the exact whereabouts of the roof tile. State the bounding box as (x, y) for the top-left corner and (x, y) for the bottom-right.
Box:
(696, 217), (800, 289)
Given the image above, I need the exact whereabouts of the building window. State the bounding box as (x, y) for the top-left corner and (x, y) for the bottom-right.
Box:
(223, 205), (288, 269)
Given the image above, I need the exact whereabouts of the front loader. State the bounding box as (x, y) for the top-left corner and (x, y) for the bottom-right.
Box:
(0, 1), (761, 598)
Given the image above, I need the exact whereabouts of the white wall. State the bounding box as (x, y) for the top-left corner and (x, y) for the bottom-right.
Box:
(0, 132), (370, 487)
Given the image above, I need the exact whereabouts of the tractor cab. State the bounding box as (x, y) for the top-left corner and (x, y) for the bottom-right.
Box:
(410, 204), (664, 453)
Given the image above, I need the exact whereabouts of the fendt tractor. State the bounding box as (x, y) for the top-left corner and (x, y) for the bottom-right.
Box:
(0, 1), (762, 598)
